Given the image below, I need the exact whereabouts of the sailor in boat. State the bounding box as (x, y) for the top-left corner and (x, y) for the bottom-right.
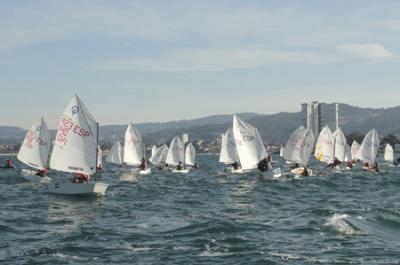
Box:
(97, 164), (102, 171)
(371, 162), (380, 173)
(363, 162), (370, 171)
(290, 163), (300, 170)
(301, 167), (309, 176)
(393, 157), (400, 166)
(257, 155), (272, 172)
(176, 161), (183, 171)
(346, 160), (353, 169)
(231, 161), (239, 170)
(193, 163), (199, 169)
(3, 158), (15, 169)
(139, 158), (146, 170)
(35, 168), (48, 177)
(325, 157), (341, 168)
(72, 173), (90, 183)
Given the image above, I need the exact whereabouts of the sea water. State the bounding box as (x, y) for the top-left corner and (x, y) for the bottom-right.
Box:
(1, 154), (400, 264)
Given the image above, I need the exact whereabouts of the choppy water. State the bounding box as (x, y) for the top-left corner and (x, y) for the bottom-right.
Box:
(1, 153), (400, 264)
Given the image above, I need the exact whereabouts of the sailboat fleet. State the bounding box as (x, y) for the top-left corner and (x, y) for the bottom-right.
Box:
(11, 95), (394, 196)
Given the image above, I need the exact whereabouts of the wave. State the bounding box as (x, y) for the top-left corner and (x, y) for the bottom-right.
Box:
(323, 213), (355, 235)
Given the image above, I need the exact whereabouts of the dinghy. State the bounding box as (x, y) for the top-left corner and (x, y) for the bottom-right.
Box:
(47, 95), (108, 195)
(357, 129), (380, 169)
(149, 144), (169, 170)
(218, 128), (242, 174)
(232, 115), (280, 178)
(106, 141), (124, 165)
(283, 126), (315, 177)
(123, 123), (151, 175)
(384, 144), (394, 162)
(17, 118), (52, 183)
(333, 128), (347, 164)
(314, 125), (335, 165)
(166, 136), (191, 173)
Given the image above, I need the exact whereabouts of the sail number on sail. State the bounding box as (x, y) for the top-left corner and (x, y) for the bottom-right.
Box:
(56, 117), (91, 146)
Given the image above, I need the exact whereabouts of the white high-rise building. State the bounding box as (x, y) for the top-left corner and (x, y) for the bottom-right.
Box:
(301, 102), (339, 137)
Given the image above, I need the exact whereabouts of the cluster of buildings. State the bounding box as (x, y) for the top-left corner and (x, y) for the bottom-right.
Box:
(301, 101), (339, 137)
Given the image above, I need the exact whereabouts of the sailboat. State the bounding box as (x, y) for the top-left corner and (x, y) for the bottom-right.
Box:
(123, 123), (151, 175)
(17, 118), (52, 183)
(232, 115), (280, 177)
(357, 129), (380, 169)
(218, 128), (240, 173)
(185, 142), (196, 167)
(350, 141), (361, 161)
(106, 141), (124, 165)
(149, 144), (168, 168)
(333, 128), (347, 164)
(384, 143), (394, 162)
(166, 136), (191, 173)
(283, 126), (315, 176)
(47, 95), (108, 195)
(314, 125), (335, 165)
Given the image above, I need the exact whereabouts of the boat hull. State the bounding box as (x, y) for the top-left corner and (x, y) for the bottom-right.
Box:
(171, 169), (191, 174)
(290, 167), (313, 177)
(46, 182), (108, 195)
(21, 169), (51, 183)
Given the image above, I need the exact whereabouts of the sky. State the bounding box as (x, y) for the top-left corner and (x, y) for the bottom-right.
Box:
(1, 0), (400, 128)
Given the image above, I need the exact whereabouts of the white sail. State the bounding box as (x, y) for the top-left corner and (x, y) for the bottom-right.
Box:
(160, 144), (169, 162)
(165, 136), (185, 166)
(182, 133), (189, 144)
(123, 123), (144, 166)
(344, 144), (351, 161)
(333, 128), (347, 162)
(185, 143), (196, 166)
(350, 141), (361, 160)
(283, 126), (315, 166)
(50, 95), (98, 175)
(17, 118), (51, 170)
(314, 125), (334, 164)
(151, 145), (158, 158)
(219, 128), (239, 164)
(358, 129), (380, 165)
(232, 115), (267, 170)
(97, 146), (103, 168)
(106, 141), (124, 165)
(280, 146), (284, 157)
(384, 144), (394, 161)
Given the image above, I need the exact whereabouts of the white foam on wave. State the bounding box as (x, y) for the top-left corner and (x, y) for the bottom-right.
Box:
(198, 243), (233, 257)
(50, 253), (81, 260)
(324, 214), (354, 235)
(268, 251), (301, 260)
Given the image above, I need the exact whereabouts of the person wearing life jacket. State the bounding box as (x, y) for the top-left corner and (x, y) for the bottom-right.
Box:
(176, 161), (183, 170)
(139, 158), (146, 170)
(231, 161), (239, 170)
(346, 160), (353, 169)
(326, 157), (341, 168)
(35, 168), (48, 177)
(4, 158), (13, 168)
(257, 157), (269, 172)
(363, 162), (370, 171)
(301, 167), (309, 176)
(72, 173), (90, 183)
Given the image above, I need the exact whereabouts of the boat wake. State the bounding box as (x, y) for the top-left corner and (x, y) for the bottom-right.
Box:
(323, 213), (355, 235)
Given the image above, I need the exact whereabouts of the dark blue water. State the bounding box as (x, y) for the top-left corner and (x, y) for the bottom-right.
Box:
(1, 154), (400, 264)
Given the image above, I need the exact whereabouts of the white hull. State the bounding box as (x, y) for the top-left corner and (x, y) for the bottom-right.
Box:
(171, 168), (191, 174)
(21, 169), (52, 183)
(290, 167), (313, 177)
(140, 168), (152, 175)
(46, 182), (108, 195)
(231, 168), (251, 174)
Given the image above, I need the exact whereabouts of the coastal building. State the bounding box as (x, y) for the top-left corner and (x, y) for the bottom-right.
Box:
(301, 101), (339, 136)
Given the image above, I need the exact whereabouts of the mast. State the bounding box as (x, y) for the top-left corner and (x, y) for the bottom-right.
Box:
(95, 122), (99, 177)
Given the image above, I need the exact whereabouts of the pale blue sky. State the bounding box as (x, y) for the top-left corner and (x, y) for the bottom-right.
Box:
(1, 0), (400, 128)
